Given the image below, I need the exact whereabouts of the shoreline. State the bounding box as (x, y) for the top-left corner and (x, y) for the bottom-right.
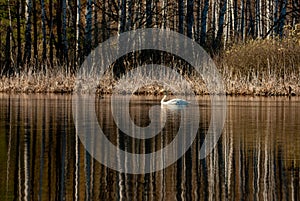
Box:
(0, 73), (299, 96)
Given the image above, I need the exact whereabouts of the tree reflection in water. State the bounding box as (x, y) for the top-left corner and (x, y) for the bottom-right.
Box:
(0, 94), (299, 200)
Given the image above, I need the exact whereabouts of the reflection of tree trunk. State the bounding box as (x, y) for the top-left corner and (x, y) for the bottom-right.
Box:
(24, 110), (31, 201)
(38, 108), (46, 200)
(6, 96), (12, 198)
(12, 98), (21, 199)
(75, 135), (79, 200)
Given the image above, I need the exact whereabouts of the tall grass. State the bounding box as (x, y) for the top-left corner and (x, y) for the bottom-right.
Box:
(217, 31), (300, 95)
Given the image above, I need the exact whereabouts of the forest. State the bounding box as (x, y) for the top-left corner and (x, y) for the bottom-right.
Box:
(0, 0), (299, 95)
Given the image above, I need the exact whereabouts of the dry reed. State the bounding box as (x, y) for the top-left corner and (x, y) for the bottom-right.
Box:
(1, 29), (299, 96)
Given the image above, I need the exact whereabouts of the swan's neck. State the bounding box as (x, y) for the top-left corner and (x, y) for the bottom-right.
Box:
(161, 95), (167, 104)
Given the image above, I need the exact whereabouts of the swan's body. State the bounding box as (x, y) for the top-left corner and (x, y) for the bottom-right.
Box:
(161, 95), (189, 105)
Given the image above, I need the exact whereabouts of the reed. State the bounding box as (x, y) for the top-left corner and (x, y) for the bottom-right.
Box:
(1, 33), (299, 96)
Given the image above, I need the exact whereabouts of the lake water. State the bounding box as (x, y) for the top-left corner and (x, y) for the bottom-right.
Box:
(0, 94), (299, 200)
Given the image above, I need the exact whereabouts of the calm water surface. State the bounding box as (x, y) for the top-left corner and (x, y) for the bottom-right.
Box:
(0, 94), (299, 200)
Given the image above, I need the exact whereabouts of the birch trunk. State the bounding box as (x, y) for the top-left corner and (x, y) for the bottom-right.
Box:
(23, 0), (32, 65)
(240, 0), (245, 41)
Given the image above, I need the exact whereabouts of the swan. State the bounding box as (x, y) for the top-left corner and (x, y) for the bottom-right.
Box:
(161, 95), (189, 105)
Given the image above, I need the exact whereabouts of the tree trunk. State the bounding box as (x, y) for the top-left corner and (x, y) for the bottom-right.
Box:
(62, 0), (68, 66)
(215, 0), (227, 51)
(41, 0), (47, 63)
(200, 0), (209, 46)
(23, 0), (32, 66)
(186, 0), (194, 39)
(279, 0), (287, 38)
(56, 0), (62, 63)
(17, 0), (22, 71)
(274, 0), (279, 35)
(133, 0), (142, 29)
(178, 0), (184, 34)
(49, 0), (54, 68)
(126, 0), (132, 30)
(195, 0), (201, 42)
(118, 0), (126, 33)
(146, 0), (153, 28)
(4, 27), (12, 76)
(233, 0), (238, 41)
(240, 0), (245, 41)
(255, 0), (261, 37)
(162, 0), (168, 28)
(76, 0), (81, 65)
(94, 1), (99, 46)
(85, 0), (92, 55)
(247, 0), (255, 37)
(33, 0), (38, 64)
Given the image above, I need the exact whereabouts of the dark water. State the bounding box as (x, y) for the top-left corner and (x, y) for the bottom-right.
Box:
(0, 94), (299, 200)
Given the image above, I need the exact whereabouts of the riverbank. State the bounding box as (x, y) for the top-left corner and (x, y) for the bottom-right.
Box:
(0, 70), (299, 96)
(1, 37), (299, 96)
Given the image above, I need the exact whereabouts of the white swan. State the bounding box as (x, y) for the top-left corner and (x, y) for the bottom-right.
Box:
(161, 95), (189, 105)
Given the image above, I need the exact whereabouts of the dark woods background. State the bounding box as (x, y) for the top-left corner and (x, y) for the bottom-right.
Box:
(0, 0), (299, 76)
